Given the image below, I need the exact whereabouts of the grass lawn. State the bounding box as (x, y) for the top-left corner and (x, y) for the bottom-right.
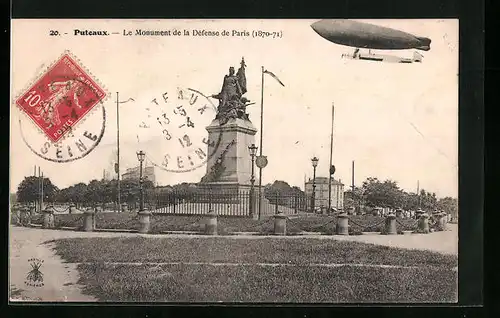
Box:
(28, 212), (419, 235)
(49, 237), (457, 302)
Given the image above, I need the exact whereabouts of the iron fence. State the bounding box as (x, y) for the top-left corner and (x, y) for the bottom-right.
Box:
(151, 190), (314, 217)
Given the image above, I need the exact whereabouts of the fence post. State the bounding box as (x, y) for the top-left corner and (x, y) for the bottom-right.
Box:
(274, 212), (286, 235)
(83, 208), (95, 232)
(173, 193), (177, 214)
(336, 213), (349, 235)
(384, 213), (397, 235)
(294, 196), (298, 214)
(274, 192), (279, 215)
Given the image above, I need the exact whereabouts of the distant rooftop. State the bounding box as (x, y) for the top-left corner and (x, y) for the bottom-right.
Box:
(306, 177), (344, 186)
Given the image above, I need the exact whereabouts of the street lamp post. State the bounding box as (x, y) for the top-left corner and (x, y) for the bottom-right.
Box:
(136, 150), (146, 212)
(248, 144), (258, 218)
(311, 157), (319, 213)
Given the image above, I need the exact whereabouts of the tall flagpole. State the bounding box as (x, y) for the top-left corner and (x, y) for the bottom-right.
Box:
(258, 66), (264, 219)
(328, 103), (334, 212)
(117, 92), (121, 213)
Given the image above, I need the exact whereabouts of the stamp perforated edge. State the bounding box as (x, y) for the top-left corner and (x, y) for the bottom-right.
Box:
(13, 50), (110, 146)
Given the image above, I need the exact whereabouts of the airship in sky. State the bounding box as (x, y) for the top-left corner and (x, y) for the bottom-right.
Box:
(311, 19), (431, 51)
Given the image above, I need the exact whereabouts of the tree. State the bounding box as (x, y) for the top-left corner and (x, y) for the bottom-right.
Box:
(420, 189), (437, 211)
(84, 179), (107, 207)
(343, 186), (364, 209)
(436, 196), (458, 216)
(16, 176), (58, 204)
(400, 192), (420, 211)
(263, 181), (305, 206)
(361, 177), (403, 209)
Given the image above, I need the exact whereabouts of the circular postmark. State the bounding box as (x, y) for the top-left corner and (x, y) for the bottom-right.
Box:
(15, 52), (109, 163)
(18, 75), (107, 163)
(134, 86), (226, 173)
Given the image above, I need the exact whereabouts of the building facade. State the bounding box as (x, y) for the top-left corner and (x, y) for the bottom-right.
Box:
(304, 177), (344, 211)
(122, 165), (156, 185)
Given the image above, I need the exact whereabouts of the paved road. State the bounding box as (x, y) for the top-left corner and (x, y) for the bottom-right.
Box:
(332, 224), (458, 255)
(9, 223), (458, 302)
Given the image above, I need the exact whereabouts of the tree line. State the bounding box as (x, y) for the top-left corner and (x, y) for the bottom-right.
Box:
(14, 175), (457, 215)
(343, 177), (458, 215)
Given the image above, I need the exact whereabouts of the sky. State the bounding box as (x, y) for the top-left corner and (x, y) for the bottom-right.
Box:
(10, 19), (459, 197)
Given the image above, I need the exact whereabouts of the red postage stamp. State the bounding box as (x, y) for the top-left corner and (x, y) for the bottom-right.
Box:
(15, 53), (107, 143)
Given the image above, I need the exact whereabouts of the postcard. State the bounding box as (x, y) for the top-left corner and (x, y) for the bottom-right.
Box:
(10, 19), (458, 303)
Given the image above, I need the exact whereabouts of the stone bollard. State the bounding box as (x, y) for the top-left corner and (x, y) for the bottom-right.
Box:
(336, 213), (349, 235)
(121, 203), (128, 213)
(435, 212), (448, 231)
(417, 213), (430, 234)
(138, 210), (152, 234)
(20, 209), (29, 226)
(205, 210), (218, 235)
(83, 209), (95, 232)
(274, 212), (287, 235)
(42, 209), (55, 229)
(69, 204), (76, 214)
(12, 208), (21, 225)
(384, 213), (397, 235)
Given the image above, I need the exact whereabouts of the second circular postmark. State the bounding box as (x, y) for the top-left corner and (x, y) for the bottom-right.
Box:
(134, 86), (225, 173)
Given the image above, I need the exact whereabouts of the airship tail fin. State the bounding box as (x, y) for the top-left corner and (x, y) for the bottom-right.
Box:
(415, 36), (431, 51)
(413, 51), (423, 62)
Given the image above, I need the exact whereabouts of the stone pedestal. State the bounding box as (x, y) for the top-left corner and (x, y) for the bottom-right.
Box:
(83, 209), (95, 232)
(435, 212), (448, 231)
(42, 209), (55, 229)
(202, 118), (258, 184)
(198, 117), (259, 217)
(274, 213), (287, 235)
(205, 211), (218, 235)
(336, 213), (349, 235)
(417, 213), (430, 234)
(384, 214), (397, 235)
(138, 210), (152, 233)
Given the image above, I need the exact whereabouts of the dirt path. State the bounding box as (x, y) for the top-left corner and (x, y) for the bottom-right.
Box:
(9, 226), (132, 302)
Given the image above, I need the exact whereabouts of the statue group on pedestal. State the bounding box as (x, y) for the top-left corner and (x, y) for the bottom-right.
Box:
(211, 57), (253, 124)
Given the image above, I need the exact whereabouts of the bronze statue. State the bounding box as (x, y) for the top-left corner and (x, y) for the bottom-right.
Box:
(211, 57), (252, 124)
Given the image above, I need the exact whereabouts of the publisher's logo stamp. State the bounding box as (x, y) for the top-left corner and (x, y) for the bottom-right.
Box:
(15, 53), (107, 143)
(25, 258), (44, 287)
